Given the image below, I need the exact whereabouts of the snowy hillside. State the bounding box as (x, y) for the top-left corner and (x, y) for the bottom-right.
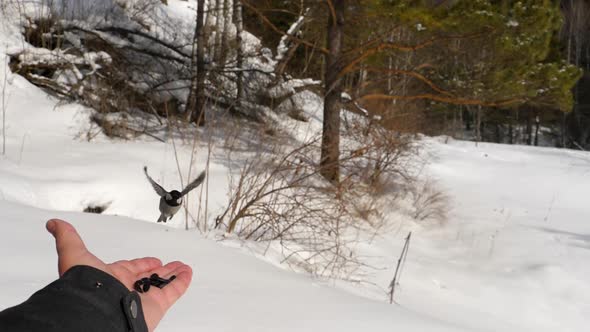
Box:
(1, 1), (590, 332)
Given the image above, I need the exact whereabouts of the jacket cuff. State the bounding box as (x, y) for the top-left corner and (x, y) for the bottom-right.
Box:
(60, 265), (149, 332)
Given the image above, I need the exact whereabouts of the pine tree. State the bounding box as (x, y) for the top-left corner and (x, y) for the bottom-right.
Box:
(243, 0), (582, 181)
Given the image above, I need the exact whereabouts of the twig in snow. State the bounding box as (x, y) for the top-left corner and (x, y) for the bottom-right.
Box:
(18, 133), (28, 165)
(572, 141), (586, 151)
(543, 194), (556, 222)
(389, 232), (411, 304)
(2, 50), (7, 156)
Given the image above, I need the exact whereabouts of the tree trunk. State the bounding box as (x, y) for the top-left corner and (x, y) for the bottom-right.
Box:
(494, 123), (501, 143)
(195, 0), (207, 125)
(185, 0), (206, 125)
(534, 113), (540, 146)
(234, 0), (244, 111)
(572, 0), (584, 147)
(185, 0), (205, 121)
(458, 107), (463, 139)
(475, 106), (482, 142)
(1, 55), (5, 155)
(464, 109), (471, 131)
(525, 109), (531, 145)
(320, 0), (344, 183)
(562, 112), (567, 147)
(206, 0), (217, 60)
(214, 0), (224, 62)
(218, 0), (232, 66)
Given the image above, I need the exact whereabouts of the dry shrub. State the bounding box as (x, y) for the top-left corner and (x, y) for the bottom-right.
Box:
(341, 112), (449, 227)
(215, 110), (450, 278)
(215, 105), (452, 277)
(341, 112), (418, 195)
(86, 108), (164, 141)
(409, 179), (449, 225)
(215, 139), (368, 278)
(23, 16), (62, 50)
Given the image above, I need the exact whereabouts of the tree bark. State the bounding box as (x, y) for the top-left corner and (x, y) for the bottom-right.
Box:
(234, 0), (244, 111)
(214, 0), (224, 62)
(206, 0), (217, 60)
(320, 0), (344, 183)
(219, 0), (232, 66)
(526, 109), (532, 145)
(494, 123), (501, 143)
(534, 113), (540, 146)
(475, 106), (482, 142)
(186, 0), (206, 125)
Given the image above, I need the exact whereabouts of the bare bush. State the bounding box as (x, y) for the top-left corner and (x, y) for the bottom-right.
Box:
(409, 179), (449, 224)
(340, 111), (451, 225)
(214, 108), (448, 277)
(341, 112), (418, 195)
(215, 139), (370, 278)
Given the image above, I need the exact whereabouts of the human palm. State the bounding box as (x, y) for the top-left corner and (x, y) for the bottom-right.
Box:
(46, 219), (193, 332)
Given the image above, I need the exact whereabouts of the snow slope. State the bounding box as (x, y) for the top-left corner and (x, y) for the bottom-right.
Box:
(1, 1), (589, 331)
(373, 139), (590, 332)
(0, 200), (472, 332)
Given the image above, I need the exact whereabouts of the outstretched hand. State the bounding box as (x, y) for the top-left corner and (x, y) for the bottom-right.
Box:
(45, 219), (193, 332)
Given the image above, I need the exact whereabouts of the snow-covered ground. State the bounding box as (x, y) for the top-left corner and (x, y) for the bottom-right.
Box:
(370, 139), (590, 332)
(1, 1), (589, 331)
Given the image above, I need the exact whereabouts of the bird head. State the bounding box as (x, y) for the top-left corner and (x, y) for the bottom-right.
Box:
(170, 190), (183, 205)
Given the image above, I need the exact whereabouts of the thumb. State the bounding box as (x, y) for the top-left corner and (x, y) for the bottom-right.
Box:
(46, 219), (89, 275)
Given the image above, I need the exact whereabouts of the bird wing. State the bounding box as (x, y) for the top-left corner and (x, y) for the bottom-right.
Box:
(143, 166), (168, 197)
(180, 171), (206, 196)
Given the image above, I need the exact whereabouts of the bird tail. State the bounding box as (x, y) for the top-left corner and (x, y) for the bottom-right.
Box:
(157, 214), (167, 223)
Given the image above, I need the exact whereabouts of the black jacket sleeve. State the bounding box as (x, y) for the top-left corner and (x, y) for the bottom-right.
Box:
(0, 265), (148, 332)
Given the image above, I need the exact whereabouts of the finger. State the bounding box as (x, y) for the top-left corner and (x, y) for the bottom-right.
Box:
(46, 219), (89, 275)
(46, 219), (88, 255)
(137, 263), (193, 332)
(129, 257), (163, 274)
(140, 261), (189, 299)
(161, 264), (193, 303)
(116, 261), (183, 292)
(143, 261), (184, 279)
(113, 257), (163, 276)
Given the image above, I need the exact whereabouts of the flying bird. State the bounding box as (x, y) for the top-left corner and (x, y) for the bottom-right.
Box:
(144, 166), (206, 223)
